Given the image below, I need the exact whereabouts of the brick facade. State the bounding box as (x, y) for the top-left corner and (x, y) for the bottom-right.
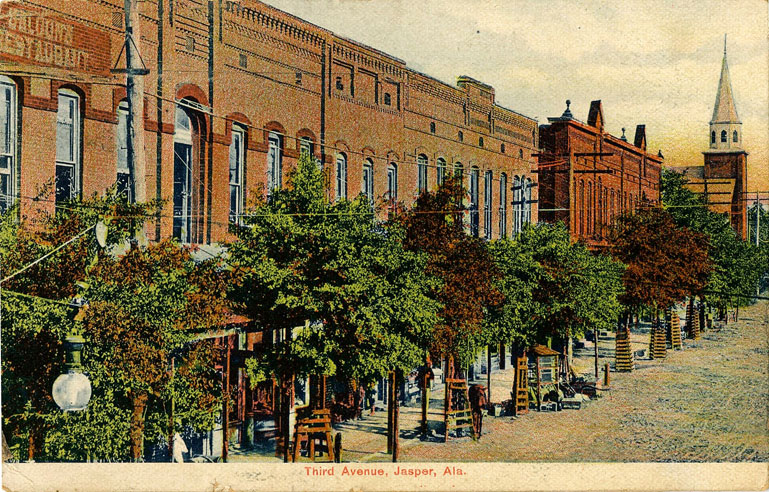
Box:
(0, 0), (538, 243)
(537, 100), (663, 248)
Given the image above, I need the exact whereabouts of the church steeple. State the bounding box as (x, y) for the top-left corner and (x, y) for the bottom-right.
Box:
(709, 34), (742, 149)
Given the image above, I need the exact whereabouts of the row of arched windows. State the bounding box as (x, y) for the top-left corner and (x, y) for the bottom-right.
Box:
(711, 129), (739, 144)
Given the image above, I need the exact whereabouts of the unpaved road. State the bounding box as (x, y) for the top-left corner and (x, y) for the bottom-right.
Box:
(388, 300), (769, 462)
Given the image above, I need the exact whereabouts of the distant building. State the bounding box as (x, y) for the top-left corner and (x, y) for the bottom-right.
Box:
(668, 38), (748, 240)
(537, 99), (663, 248)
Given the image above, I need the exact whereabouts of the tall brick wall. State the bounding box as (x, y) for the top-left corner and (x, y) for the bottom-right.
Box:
(1, 0), (538, 244)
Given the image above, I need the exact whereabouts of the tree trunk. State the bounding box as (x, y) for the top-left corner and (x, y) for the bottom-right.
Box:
(387, 370), (396, 454)
(391, 370), (400, 462)
(594, 329), (599, 378)
(486, 345), (492, 405)
(129, 390), (149, 461)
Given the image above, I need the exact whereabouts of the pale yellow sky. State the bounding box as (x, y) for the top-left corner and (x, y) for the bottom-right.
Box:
(267, 0), (769, 193)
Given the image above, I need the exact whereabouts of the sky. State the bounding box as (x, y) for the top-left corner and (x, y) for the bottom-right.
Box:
(266, 0), (769, 193)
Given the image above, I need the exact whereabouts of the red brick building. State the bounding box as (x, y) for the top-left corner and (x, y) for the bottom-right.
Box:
(0, 0), (539, 458)
(0, 0), (538, 244)
(537, 100), (663, 248)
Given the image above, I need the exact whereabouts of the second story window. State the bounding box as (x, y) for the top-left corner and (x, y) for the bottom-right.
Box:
(387, 162), (397, 201)
(484, 170), (492, 239)
(173, 105), (195, 244)
(436, 157), (446, 186)
(417, 154), (428, 194)
(469, 167), (479, 237)
(0, 77), (17, 213)
(116, 101), (133, 202)
(267, 131), (282, 193)
(56, 89), (80, 206)
(454, 162), (463, 183)
(499, 173), (507, 238)
(336, 153), (347, 200)
(229, 124), (245, 224)
(299, 136), (313, 159)
(362, 158), (373, 204)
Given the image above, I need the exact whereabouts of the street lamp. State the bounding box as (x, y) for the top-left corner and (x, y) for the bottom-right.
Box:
(52, 302), (92, 412)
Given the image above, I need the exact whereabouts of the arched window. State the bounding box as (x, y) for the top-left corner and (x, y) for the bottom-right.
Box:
(513, 176), (521, 235)
(417, 154), (428, 193)
(587, 182), (592, 234)
(483, 170), (492, 239)
(733, 130), (738, 143)
(173, 105), (195, 243)
(454, 162), (463, 183)
(579, 180), (585, 237)
(56, 88), (81, 206)
(0, 76), (17, 213)
(436, 157), (446, 186)
(430, 121), (436, 134)
(458, 131), (463, 143)
(711, 131), (716, 144)
(229, 124), (245, 224)
(362, 158), (374, 204)
(478, 136), (484, 148)
(387, 162), (397, 200)
(721, 130), (727, 143)
(499, 173), (507, 238)
(299, 136), (313, 158)
(115, 100), (133, 202)
(469, 167), (479, 237)
(336, 153), (347, 200)
(267, 131), (282, 193)
(524, 178), (533, 227)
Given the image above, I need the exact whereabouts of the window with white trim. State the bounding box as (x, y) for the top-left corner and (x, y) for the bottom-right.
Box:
(436, 157), (446, 186)
(498, 173), (507, 238)
(173, 105), (194, 243)
(417, 154), (428, 194)
(512, 176), (521, 235)
(336, 153), (347, 200)
(362, 158), (373, 204)
(56, 89), (80, 205)
(0, 77), (17, 213)
(387, 162), (397, 201)
(484, 170), (492, 239)
(469, 167), (479, 237)
(229, 124), (245, 224)
(267, 131), (282, 193)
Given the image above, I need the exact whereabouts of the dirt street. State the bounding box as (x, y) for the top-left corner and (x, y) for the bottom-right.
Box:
(390, 300), (768, 462)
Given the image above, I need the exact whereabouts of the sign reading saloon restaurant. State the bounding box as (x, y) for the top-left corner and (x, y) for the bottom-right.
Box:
(0, 3), (110, 74)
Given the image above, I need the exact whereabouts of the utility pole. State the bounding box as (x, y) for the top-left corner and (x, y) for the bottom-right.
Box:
(756, 193), (760, 248)
(124, 0), (148, 203)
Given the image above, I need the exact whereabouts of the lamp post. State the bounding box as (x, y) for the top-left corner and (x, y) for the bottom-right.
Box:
(52, 301), (92, 412)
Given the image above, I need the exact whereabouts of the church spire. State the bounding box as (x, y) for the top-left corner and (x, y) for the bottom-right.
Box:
(711, 34), (740, 124)
(708, 35), (742, 150)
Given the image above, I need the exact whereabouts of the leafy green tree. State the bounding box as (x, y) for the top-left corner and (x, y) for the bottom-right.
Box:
(0, 193), (156, 461)
(228, 152), (439, 460)
(515, 223), (625, 346)
(79, 241), (229, 461)
(395, 176), (502, 375)
(661, 170), (763, 312)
